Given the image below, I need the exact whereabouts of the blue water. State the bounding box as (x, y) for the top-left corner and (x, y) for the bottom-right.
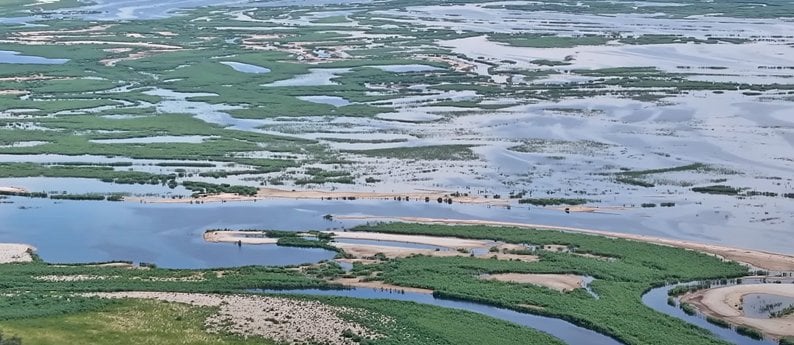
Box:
(642, 283), (777, 345)
(256, 288), (622, 345)
(0, 51), (68, 64)
(220, 61), (271, 74)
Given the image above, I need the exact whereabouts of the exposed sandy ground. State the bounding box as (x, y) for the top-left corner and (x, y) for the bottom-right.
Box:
(332, 243), (461, 259)
(331, 242), (538, 262)
(15, 25), (114, 36)
(0, 186), (27, 194)
(480, 273), (585, 292)
(204, 230), (538, 262)
(0, 244), (34, 264)
(682, 284), (794, 338)
(332, 278), (433, 294)
(85, 292), (384, 345)
(203, 231), (277, 245)
(35, 275), (115, 282)
(0, 75), (58, 82)
(416, 54), (475, 73)
(337, 216), (794, 271)
(129, 188), (510, 206)
(0, 90), (28, 96)
(100, 50), (163, 67)
(326, 231), (491, 248)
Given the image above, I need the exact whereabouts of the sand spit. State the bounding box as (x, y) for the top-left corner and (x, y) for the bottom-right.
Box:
(15, 25), (114, 36)
(0, 243), (34, 264)
(332, 242), (457, 259)
(480, 273), (585, 292)
(327, 231), (491, 249)
(682, 284), (794, 338)
(203, 231), (278, 245)
(130, 188), (510, 206)
(0, 186), (28, 194)
(204, 230), (538, 262)
(85, 292), (385, 345)
(332, 278), (433, 294)
(0, 90), (28, 96)
(338, 216), (794, 272)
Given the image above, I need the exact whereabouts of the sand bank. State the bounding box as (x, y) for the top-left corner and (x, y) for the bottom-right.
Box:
(130, 188), (509, 206)
(337, 216), (794, 272)
(331, 278), (433, 294)
(682, 284), (794, 338)
(327, 231), (491, 248)
(481, 273), (585, 292)
(203, 231), (277, 245)
(0, 243), (34, 264)
(85, 291), (382, 345)
(0, 186), (28, 194)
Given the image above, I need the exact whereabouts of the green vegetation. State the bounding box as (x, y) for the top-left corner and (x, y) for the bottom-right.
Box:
(0, 332), (21, 345)
(349, 222), (748, 345)
(691, 185), (742, 195)
(736, 325), (764, 340)
(0, 300), (273, 345)
(323, 297), (565, 345)
(706, 316), (732, 329)
(349, 145), (478, 161)
(182, 182), (257, 197)
(517, 198), (589, 206)
(771, 305), (794, 318)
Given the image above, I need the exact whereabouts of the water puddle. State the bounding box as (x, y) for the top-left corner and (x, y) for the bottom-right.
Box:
(220, 61), (271, 74)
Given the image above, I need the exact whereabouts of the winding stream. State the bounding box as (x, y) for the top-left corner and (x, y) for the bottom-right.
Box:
(256, 288), (622, 345)
(642, 280), (781, 345)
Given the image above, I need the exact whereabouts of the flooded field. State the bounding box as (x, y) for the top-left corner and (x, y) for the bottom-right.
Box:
(1, 0), (793, 344)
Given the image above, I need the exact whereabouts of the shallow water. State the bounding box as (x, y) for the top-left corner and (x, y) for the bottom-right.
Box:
(0, 50), (68, 64)
(642, 282), (777, 345)
(743, 293), (794, 319)
(297, 95), (351, 107)
(220, 61), (271, 74)
(257, 288), (622, 345)
(0, 198), (339, 268)
(264, 68), (350, 87)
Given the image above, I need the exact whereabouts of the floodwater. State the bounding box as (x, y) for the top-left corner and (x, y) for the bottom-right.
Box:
(642, 281), (778, 345)
(743, 293), (794, 319)
(297, 95), (351, 107)
(0, 51), (68, 64)
(257, 288), (622, 345)
(263, 68), (351, 87)
(220, 61), (271, 74)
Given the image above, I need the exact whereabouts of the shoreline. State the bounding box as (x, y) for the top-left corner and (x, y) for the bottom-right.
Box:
(0, 243), (35, 264)
(682, 284), (794, 338)
(336, 215), (794, 272)
(126, 188), (512, 206)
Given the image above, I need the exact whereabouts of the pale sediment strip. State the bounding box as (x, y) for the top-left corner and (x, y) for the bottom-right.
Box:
(480, 273), (586, 292)
(336, 215), (794, 272)
(128, 187), (509, 206)
(0, 243), (34, 264)
(203, 230), (277, 245)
